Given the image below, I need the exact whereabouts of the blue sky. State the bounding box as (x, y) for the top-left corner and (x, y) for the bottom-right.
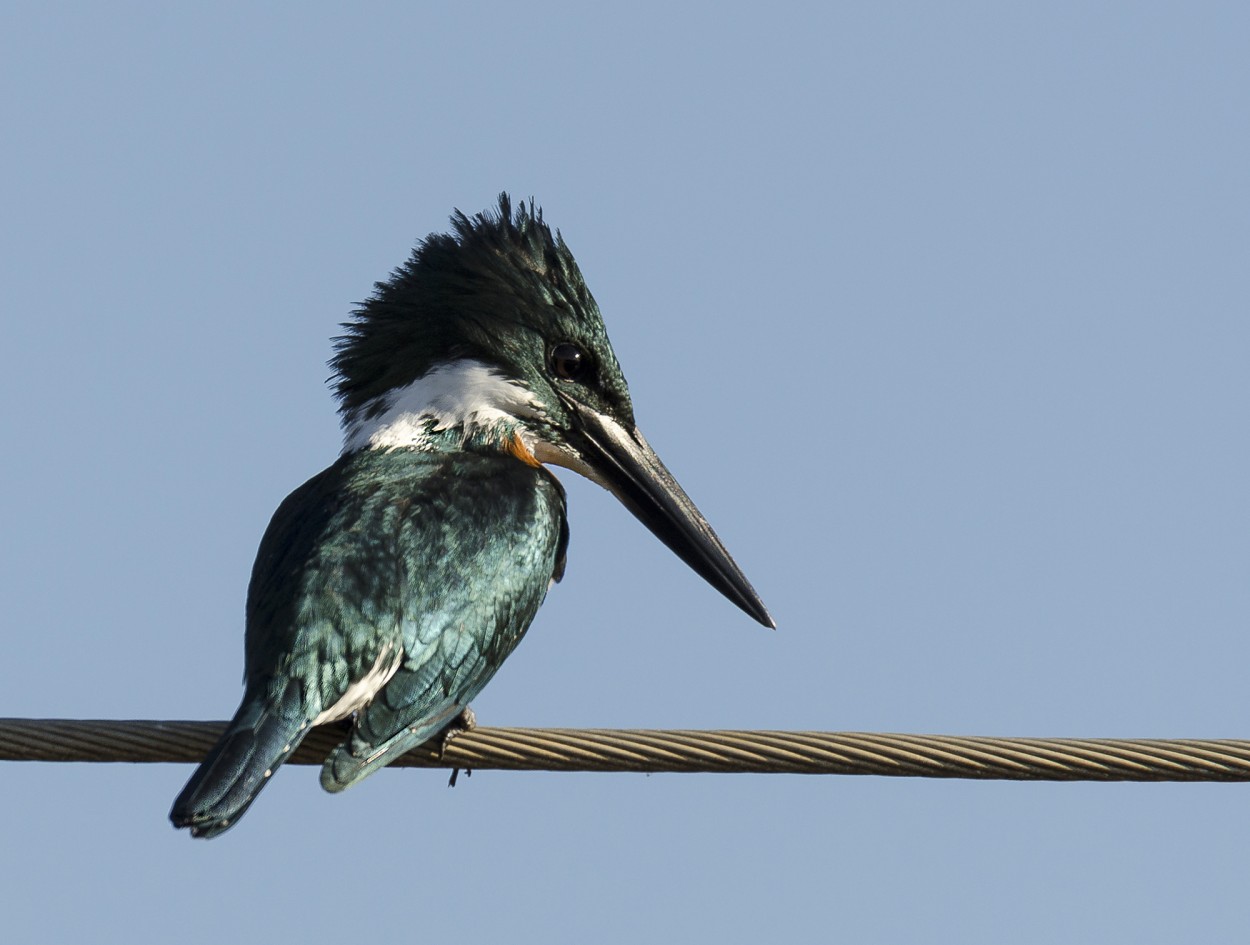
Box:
(2, 3), (1247, 942)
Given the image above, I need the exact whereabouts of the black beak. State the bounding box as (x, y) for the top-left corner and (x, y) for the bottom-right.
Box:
(554, 397), (774, 628)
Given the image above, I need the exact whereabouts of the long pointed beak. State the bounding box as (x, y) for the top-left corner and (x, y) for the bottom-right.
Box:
(543, 397), (774, 628)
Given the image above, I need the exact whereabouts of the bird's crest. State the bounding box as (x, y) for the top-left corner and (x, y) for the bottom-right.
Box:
(331, 193), (612, 428)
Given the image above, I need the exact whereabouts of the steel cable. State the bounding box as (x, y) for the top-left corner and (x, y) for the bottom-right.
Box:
(3, 718), (1250, 781)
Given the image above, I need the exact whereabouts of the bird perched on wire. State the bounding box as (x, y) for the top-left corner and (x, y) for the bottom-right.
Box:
(170, 194), (773, 838)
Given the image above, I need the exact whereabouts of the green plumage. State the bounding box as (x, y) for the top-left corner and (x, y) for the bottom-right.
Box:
(250, 448), (566, 722)
(170, 448), (567, 836)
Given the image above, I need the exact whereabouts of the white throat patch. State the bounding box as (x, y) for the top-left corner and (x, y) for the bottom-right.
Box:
(343, 359), (544, 453)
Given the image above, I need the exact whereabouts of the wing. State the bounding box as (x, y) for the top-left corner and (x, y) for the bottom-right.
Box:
(172, 455), (409, 836)
(320, 454), (567, 792)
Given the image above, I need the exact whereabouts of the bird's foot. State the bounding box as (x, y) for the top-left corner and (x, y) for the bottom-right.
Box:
(440, 706), (477, 787)
(437, 706), (477, 756)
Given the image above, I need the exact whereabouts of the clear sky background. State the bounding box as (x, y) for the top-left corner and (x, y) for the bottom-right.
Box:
(2, 3), (1247, 942)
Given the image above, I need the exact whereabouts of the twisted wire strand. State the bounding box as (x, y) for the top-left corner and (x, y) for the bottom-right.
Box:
(2, 718), (1250, 781)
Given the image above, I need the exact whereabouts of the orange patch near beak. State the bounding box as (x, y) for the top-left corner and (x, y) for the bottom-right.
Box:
(507, 432), (541, 467)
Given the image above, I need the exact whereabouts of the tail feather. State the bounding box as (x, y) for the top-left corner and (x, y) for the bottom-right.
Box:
(170, 692), (310, 839)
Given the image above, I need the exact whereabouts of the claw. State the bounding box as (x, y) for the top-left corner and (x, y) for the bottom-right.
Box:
(437, 706), (477, 757)
(439, 707), (477, 787)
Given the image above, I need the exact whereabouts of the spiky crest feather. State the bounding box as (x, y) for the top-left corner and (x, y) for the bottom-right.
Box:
(331, 193), (625, 429)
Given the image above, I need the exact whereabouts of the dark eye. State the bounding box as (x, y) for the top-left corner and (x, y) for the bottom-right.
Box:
(549, 342), (589, 382)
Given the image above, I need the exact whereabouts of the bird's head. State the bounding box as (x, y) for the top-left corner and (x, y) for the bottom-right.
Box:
(332, 194), (772, 627)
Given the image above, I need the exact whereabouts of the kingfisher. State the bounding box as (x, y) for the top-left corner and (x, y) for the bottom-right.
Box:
(170, 194), (773, 838)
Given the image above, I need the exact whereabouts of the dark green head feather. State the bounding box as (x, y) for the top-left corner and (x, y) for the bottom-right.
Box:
(332, 194), (633, 431)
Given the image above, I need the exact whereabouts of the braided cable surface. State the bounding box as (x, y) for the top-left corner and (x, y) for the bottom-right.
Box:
(3, 719), (1249, 781)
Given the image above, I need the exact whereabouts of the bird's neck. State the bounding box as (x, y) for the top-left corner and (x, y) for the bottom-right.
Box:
(341, 359), (543, 465)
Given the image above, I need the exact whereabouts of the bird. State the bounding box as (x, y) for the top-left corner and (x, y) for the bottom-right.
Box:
(169, 194), (773, 838)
